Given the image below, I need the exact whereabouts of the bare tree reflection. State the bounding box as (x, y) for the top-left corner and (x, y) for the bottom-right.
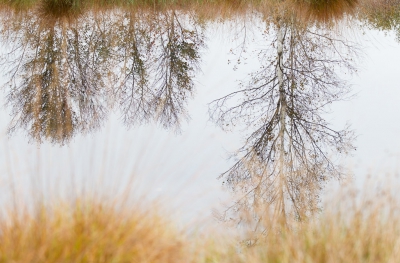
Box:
(210, 17), (359, 227)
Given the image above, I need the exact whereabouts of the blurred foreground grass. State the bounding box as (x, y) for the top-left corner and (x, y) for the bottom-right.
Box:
(0, 200), (185, 262)
(0, 177), (400, 263)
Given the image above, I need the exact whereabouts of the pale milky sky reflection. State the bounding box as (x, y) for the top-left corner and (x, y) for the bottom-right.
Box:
(0, 21), (399, 225)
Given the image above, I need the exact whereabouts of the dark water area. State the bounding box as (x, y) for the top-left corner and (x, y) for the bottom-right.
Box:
(0, 1), (399, 225)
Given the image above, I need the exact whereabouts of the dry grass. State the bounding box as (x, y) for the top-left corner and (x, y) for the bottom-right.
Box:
(1, 0), (398, 24)
(0, 198), (187, 263)
(203, 177), (400, 263)
(0, 176), (400, 263)
(0, 0), (360, 22)
(239, 206), (400, 262)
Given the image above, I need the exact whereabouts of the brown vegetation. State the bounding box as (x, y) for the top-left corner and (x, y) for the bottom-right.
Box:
(0, 199), (187, 263)
(0, 177), (400, 262)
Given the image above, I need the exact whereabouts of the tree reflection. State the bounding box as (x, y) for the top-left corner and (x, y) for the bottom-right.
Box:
(113, 11), (204, 129)
(0, 9), (204, 143)
(6, 24), (76, 144)
(0, 3), (367, 227)
(210, 16), (359, 226)
(113, 11), (154, 126)
(1, 14), (111, 144)
(151, 11), (204, 129)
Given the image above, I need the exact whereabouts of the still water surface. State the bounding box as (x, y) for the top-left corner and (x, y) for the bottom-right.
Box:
(0, 7), (399, 223)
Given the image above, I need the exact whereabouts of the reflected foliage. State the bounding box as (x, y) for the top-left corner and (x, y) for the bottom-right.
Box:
(113, 11), (204, 129)
(1, 15), (111, 144)
(151, 12), (203, 129)
(0, 10), (204, 144)
(359, 0), (400, 41)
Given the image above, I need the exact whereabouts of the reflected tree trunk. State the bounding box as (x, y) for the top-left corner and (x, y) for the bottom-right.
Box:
(277, 19), (287, 225)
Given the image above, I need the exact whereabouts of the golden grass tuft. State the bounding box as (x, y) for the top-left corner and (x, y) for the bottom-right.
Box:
(0, 199), (186, 263)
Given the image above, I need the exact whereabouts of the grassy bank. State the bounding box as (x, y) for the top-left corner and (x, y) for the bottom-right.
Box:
(0, 0), (359, 23)
(0, 0), (260, 14)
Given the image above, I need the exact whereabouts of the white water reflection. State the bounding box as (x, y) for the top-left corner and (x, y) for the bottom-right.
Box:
(329, 29), (400, 183)
(0, 21), (399, 225)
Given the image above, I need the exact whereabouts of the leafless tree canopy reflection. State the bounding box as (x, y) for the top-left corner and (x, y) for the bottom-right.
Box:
(210, 17), (359, 226)
(0, 10), (204, 144)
